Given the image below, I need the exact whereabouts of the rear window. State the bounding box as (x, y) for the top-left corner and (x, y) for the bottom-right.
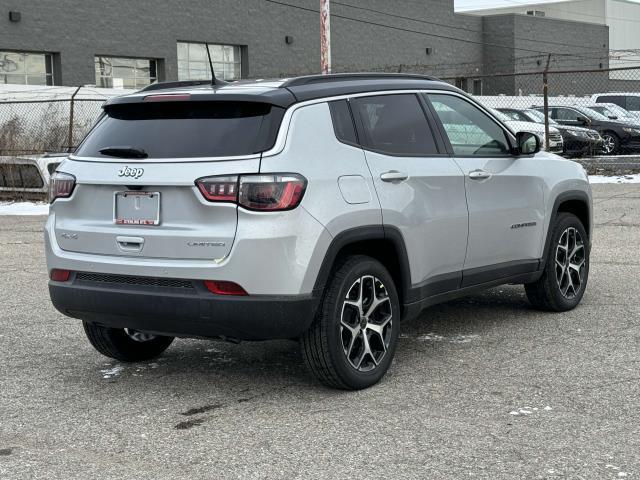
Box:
(75, 101), (284, 159)
(0, 164), (44, 188)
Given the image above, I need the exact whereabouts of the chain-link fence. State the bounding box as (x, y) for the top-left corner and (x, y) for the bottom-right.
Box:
(0, 97), (105, 156)
(3, 65), (640, 163)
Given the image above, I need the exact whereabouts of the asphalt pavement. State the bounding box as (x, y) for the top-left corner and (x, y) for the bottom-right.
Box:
(0, 184), (638, 479)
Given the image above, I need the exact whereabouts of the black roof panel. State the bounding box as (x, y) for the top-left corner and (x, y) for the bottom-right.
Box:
(105, 73), (457, 109)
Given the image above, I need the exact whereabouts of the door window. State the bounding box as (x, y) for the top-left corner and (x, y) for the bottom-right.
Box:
(427, 94), (510, 156)
(554, 108), (582, 122)
(351, 94), (439, 156)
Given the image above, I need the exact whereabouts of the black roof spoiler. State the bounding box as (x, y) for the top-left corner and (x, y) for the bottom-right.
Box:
(138, 79), (228, 92)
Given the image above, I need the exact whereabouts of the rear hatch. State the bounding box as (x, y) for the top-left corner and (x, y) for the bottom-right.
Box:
(53, 96), (285, 261)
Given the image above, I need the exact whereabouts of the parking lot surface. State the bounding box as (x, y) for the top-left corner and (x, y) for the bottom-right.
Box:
(1, 184), (638, 479)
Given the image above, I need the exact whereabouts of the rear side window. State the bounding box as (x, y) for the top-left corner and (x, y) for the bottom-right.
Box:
(596, 95), (625, 108)
(329, 100), (358, 145)
(0, 164), (44, 188)
(352, 94), (439, 156)
(75, 101), (284, 159)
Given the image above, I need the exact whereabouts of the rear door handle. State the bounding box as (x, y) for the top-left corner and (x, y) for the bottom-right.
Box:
(380, 171), (409, 182)
(469, 170), (492, 180)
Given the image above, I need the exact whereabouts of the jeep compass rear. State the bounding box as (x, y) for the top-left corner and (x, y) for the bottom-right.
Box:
(47, 75), (592, 390)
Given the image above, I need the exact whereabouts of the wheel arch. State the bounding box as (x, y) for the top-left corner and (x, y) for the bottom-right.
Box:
(312, 225), (412, 311)
(542, 190), (592, 263)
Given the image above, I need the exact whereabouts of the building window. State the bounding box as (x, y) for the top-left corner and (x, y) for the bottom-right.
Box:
(177, 42), (242, 81)
(473, 79), (483, 96)
(526, 10), (545, 17)
(0, 51), (54, 85)
(95, 56), (157, 89)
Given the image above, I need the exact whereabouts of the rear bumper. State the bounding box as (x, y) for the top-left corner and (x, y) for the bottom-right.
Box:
(49, 275), (319, 341)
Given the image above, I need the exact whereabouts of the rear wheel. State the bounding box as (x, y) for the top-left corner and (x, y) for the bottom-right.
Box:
(83, 322), (174, 362)
(525, 213), (589, 311)
(301, 255), (400, 390)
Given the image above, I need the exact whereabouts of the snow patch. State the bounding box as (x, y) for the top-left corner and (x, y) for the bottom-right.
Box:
(100, 365), (124, 379)
(510, 405), (553, 417)
(0, 202), (49, 216)
(589, 174), (640, 184)
(400, 333), (479, 343)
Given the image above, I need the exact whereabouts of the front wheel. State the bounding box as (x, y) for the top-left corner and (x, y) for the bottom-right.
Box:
(525, 213), (589, 311)
(301, 255), (401, 390)
(601, 131), (620, 155)
(83, 322), (174, 362)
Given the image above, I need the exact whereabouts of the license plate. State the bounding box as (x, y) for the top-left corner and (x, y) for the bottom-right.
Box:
(114, 191), (160, 226)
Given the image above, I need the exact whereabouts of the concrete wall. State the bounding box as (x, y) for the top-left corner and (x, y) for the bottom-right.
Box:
(480, 13), (609, 96)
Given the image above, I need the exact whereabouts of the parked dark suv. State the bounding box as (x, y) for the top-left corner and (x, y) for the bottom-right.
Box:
(497, 108), (604, 158)
(537, 105), (640, 155)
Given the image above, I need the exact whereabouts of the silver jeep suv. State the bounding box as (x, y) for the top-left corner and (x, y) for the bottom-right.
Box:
(46, 74), (592, 390)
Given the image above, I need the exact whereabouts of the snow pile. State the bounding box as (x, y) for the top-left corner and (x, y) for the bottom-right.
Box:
(589, 174), (640, 184)
(0, 202), (49, 216)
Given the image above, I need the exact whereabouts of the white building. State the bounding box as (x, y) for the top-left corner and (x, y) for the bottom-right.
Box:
(461, 0), (640, 79)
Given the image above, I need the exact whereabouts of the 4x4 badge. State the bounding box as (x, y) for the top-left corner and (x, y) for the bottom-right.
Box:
(118, 166), (144, 179)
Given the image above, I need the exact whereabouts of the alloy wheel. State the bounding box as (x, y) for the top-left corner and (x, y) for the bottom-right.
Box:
(555, 227), (586, 299)
(340, 275), (393, 372)
(602, 134), (616, 154)
(124, 328), (157, 342)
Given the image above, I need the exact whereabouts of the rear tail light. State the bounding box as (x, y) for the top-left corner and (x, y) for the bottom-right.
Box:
(49, 172), (76, 203)
(50, 269), (71, 282)
(204, 280), (248, 296)
(196, 176), (238, 202)
(195, 173), (307, 211)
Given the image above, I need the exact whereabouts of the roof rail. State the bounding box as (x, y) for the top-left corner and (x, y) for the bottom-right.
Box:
(138, 79), (228, 92)
(281, 73), (440, 88)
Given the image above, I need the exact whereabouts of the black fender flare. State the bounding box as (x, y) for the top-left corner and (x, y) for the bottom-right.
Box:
(312, 225), (412, 305)
(541, 190), (591, 267)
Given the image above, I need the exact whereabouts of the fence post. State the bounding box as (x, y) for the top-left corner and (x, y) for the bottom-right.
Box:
(67, 86), (81, 152)
(543, 54), (551, 152)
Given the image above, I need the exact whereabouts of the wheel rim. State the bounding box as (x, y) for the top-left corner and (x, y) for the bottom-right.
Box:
(602, 135), (615, 154)
(124, 328), (157, 342)
(555, 227), (586, 299)
(340, 275), (393, 372)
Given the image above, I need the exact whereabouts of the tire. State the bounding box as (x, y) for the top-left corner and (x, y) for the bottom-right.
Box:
(301, 255), (401, 390)
(83, 322), (174, 362)
(525, 213), (589, 312)
(601, 131), (620, 155)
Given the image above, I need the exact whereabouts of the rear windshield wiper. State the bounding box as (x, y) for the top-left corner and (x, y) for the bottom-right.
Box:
(98, 146), (148, 159)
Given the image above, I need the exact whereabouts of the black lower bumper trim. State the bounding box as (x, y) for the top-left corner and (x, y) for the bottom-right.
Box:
(49, 280), (319, 341)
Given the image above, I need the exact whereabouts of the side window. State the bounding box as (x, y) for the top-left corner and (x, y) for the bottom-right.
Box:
(502, 110), (529, 122)
(351, 94), (439, 156)
(626, 96), (640, 112)
(555, 108), (580, 121)
(597, 95), (626, 108)
(427, 94), (510, 156)
(329, 100), (358, 145)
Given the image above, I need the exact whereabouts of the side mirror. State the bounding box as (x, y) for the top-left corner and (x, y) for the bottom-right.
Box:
(577, 116), (590, 125)
(516, 131), (541, 155)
